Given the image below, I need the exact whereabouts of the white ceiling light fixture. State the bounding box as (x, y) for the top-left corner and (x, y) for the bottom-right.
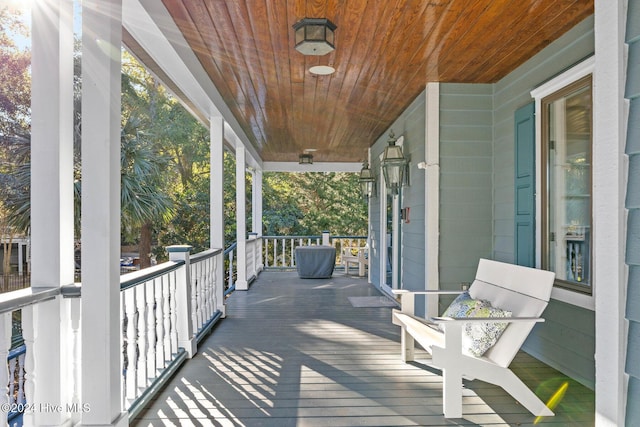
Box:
(309, 65), (335, 76)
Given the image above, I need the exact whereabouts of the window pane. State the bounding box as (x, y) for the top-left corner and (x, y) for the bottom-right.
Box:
(545, 81), (592, 291)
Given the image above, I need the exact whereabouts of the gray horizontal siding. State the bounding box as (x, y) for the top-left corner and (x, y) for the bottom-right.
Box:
(368, 92), (426, 315)
(439, 84), (493, 296)
(523, 300), (595, 388)
(626, 1), (640, 424)
(493, 16), (595, 265)
(492, 16), (596, 388)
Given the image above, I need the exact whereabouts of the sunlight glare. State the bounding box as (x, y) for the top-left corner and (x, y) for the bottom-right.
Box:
(3, 0), (32, 12)
(534, 381), (569, 424)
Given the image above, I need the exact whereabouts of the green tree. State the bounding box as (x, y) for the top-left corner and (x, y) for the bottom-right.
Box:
(0, 7), (30, 139)
(0, 7), (30, 278)
(120, 53), (176, 268)
(262, 172), (367, 236)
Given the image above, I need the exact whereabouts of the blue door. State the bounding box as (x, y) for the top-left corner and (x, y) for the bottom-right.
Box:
(514, 103), (535, 267)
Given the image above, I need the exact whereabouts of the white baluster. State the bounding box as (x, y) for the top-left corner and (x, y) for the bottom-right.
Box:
(9, 352), (17, 406)
(0, 313), (12, 423)
(146, 280), (157, 376)
(192, 263), (201, 333)
(163, 275), (171, 362)
(22, 306), (34, 427)
(135, 284), (148, 387)
(273, 239), (277, 267)
(70, 298), (81, 424)
(287, 238), (291, 267)
(124, 288), (137, 401)
(207, 257), (215, 321)
(17, 352), (25, 405)
(211, 256), (219, 315)
(120, 290), (126, 410)
(228, 250), (235, 287)
(200, 260), (210, 322)
(155, 278), (165, 369)
(169, 271), (178, 354)
(197, 262), (205, 330)
(190, 262), (199, 336)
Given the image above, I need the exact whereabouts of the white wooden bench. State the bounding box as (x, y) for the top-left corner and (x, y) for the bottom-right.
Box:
(341, 247), (368, 276)
(392, 258), (556, 418)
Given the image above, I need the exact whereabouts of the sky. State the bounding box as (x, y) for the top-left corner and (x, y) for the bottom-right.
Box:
(1, 0), (31, 49)
(2, 0), (82, 50)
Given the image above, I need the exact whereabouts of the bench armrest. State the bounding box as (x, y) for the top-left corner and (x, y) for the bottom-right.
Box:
(430, 316), (545, 324)
(393, 289), (463, 316)
(392, 289), (463, 295)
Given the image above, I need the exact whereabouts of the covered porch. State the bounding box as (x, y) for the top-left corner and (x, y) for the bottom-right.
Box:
(5, 0), (635, 425)
(132, 271), (594, 426)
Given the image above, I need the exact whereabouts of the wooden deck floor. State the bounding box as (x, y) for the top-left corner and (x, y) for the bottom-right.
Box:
(132, 272), (594, 426)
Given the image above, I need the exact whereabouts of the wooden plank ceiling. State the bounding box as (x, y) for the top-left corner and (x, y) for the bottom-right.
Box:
(158, 0), (593, 163)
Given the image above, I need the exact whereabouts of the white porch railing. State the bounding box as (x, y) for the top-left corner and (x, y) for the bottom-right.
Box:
(0, 235), (368, 424)
(123, 246), (226, 418)
(224, 242), (238, 295)
(262, 234), (367, 269)
(0, 245), (226, 425)
(262, 235), (321, 268)
(245, 233), (262, 282)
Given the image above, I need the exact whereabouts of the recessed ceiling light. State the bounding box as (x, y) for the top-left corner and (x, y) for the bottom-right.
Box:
(309, 65), (335, 75)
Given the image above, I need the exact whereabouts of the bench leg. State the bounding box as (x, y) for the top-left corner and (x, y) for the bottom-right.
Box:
(435, 323), (464, 418)
(400, 327), (415, 362)
(442, 367), (463, 418)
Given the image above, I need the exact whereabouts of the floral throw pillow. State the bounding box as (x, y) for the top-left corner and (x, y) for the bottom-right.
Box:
(462, 304), (512, 357)
(441, 291), (487, 319)
(439, 292), (512, 357)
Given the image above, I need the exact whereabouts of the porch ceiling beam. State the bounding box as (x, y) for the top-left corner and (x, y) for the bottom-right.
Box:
(263, 162), (362, 173)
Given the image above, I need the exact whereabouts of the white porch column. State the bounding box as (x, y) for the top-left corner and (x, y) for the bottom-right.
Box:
(17, 242), (23, 275)
(210, 117), (224, 250)
(29, 0), (74, 425)
(236, 147), (248, 290)
(31, 0), (74, 289)
(81, 0), (127, 425)
(252, 169), (263, 234)
(594, 1), (627, 426)
(252, 169), (263, 270)
(424, 83), (440, 318)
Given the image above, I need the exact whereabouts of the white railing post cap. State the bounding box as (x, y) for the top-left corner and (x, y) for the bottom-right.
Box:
(166, 245), (193, 253)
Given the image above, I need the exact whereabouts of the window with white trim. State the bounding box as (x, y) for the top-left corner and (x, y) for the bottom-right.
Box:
(541, 75), (592, 294)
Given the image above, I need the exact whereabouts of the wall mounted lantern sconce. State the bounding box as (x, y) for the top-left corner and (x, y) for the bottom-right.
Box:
(381, 131), (408, 195)
(359, 160), (376, 199)
(299, 153), (313, 164)
(293, 18), (337, 56)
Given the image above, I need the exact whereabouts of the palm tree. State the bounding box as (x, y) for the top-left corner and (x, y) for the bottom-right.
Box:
(120, 116), (173, 269)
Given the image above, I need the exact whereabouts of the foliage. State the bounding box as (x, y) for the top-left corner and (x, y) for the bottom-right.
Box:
(263, 172), (367, 236)
(0, 10), (367, 271)
(0, 7), (31, 236)
(0, 7), (30, 138)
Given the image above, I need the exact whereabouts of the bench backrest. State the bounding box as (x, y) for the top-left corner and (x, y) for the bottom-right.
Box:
(468, 259), (555, 367)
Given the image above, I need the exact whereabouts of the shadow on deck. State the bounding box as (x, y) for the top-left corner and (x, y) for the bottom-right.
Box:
(132, 271), (594, 426)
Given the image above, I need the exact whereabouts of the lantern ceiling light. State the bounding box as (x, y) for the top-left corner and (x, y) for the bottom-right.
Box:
(381, 131), (408, 195)
(299, 153), (313, 164)
(293, 18), (337, 56)
(359, 160), (376, 199)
